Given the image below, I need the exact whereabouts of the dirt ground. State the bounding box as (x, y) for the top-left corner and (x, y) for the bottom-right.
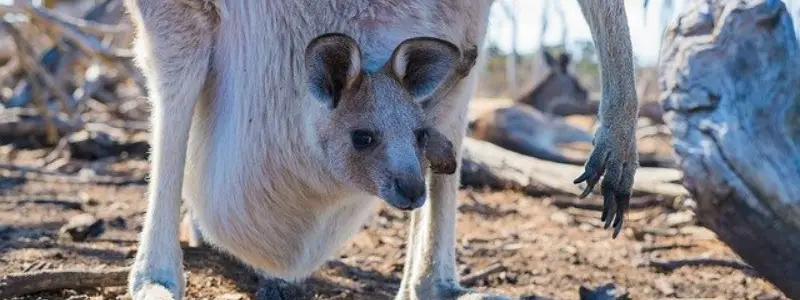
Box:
(0, 151), (788, 300)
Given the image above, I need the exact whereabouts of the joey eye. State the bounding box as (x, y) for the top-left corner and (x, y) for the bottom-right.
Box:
(415, 129), (428, 146)
(351, 130), (376, 149)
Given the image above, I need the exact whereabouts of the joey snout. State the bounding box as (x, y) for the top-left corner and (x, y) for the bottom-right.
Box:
(385, 171), (427, 210)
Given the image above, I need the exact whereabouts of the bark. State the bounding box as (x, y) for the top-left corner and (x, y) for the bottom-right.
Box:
(659, 0), (800, 297)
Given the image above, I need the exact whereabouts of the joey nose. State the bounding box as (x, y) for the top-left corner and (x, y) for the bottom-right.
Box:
(395, 177), (426, 209)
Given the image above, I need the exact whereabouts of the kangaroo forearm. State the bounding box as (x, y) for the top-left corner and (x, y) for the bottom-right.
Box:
(577, 0), (639, 129)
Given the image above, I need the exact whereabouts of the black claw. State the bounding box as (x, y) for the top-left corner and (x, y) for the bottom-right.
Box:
(579, 185), (593, 199)
(612, 211), (624, 238)
(612, 221), (623, 239)
(600, 186), (614, 224)
(603, 210), (614, 229)
(578, 171), (603, 199)
(573, 171), (591, 184)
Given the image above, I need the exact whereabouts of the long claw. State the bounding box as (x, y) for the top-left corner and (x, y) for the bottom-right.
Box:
(600, 185), (614, 224)
(611, 190), (630, 238)
(603, 207), (615, 229)
(612, 208), (624, 238)
(612, 221), (623, 239)
(577, 169), (603, 199)
(579, 185), (593, 199)
(574, 171), (591, 184)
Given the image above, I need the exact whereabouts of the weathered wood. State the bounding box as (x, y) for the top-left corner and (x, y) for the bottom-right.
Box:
(460, 137), (687, 198)
(469, 103), (592, 165)
(659, 0), (800, 297)
(0, 267), (129, 298)
(468, 103), (677, 168)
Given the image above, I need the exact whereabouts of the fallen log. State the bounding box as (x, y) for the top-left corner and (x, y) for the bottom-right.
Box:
(0, 267), (128, 298)
(469, 103), (592, 165)
(659, 0), (800, 298)
(468, 103), (677, 168)
(460, 137), (687, 198)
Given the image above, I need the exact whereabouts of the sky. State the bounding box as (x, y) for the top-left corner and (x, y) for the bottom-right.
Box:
(485, 0), (688, 66)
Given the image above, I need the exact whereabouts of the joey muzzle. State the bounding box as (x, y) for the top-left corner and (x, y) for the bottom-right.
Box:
(386, 172), (427, 210)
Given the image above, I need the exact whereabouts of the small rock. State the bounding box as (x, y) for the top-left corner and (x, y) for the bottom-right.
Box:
(216, 293), (247, 300)
(681, 198), (698, 210)
(664, 211), (695, 227)
(653, 278), (675, 296)
(379, 236), (404, 247)
(503, 243), (524, 251)
(349, 233), (378, 249)
(79, 192), (99, 206)
(579, 283), (629, 300)
(59, 213), (105, 242)
(578, 223), (594, 231)
(109, 216), (127, 229)
(562, 245), (578, 255)
(125, 248), (137, 259)
(550, 211), (574, 226)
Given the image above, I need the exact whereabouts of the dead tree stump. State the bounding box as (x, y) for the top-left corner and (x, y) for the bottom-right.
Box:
(659, 0), (800, 297)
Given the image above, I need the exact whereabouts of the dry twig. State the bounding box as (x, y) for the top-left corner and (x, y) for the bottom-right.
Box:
(1, 20), (74, 116)
(459, 262), (506, 286)
(0, 0), (133, 60)
(643, 258), (755, 273)
(0, 0), (129, 35)
(0, 163), (146, 185)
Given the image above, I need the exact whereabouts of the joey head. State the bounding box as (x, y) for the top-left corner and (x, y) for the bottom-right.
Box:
(305, 33), (474, 210)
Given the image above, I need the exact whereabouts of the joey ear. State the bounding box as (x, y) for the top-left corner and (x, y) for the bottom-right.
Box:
(423, 129), (457, 174)
(305, 33), (362, 109)
(389, 37), (460, 103)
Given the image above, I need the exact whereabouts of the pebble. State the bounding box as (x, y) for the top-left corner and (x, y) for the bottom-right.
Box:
(59, 213), (105, 242)
(549, 211), (574, 226)
(215, 293), (247, 300)
(664, 211), (695, 227)
(561, 245), (578, 255)
(654, 278), (676, 296)
(503, 243), (525, 251)
(79, 192), (99, 206)
(109, 216), (127, 229)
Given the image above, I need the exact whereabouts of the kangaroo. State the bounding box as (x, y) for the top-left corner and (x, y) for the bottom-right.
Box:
(124, 1), (639, 299)
(514, 49), (592, 115)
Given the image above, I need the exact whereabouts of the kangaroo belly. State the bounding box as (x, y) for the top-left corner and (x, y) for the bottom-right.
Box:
(193, 192), (379, 280)
(184, 140), (380, 279)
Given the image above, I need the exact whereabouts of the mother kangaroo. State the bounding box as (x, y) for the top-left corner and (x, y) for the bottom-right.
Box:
(124, 1), (639, 299)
